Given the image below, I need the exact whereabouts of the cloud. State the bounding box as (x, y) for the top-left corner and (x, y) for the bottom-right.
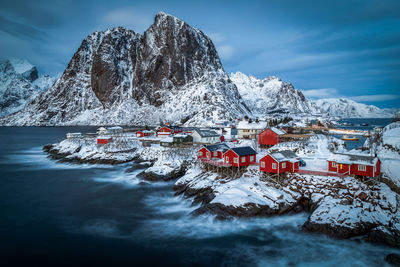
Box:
(217, 45), (234, 61)
(101, 8), (153, 32)
(301, 88), (340, 99)
(208, 33), (224, 44)
(0, 16), (46, 40)
(349, 94), (400, 102)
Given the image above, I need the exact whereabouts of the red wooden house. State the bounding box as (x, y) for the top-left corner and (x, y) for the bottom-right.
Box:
(157, 126), (173, 137)
(327, 153), (380, 177)
(157, 126), (182, 137)
(198, 143), (230, 159)
(223, 147), (257, 167)
(258, 127), (286, 147)
(259, 150), (300, 174)
(97, 136), (113, 144)
(136, 130), (153, 137)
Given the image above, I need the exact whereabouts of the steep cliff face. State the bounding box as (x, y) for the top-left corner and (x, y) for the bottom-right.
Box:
(230, 72), (316, 116)
(1, 12), (249, 126)
(0, 59), (54, 117)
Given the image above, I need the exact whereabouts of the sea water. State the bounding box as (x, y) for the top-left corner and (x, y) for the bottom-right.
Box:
(0, 127), (396, 266)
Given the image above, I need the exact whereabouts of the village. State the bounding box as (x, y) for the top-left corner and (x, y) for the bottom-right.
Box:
(63, 118), (384, 183)
(44, 118), (400, 249)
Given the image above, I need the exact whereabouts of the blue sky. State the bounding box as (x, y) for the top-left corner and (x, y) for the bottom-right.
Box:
(0, 0), (399, 108)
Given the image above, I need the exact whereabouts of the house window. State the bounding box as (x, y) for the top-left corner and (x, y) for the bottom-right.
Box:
(234, 158), (238, 163)
(250, 156), (254, 161)
(339, 164), (343, 169)
(226, 156), (229, 162)
(282, 162), (286, 168)
(358, 165), (366, 171)
(199, 152), (203, 156)
(261, 161), (265, 168)
(332, 162), (337, 167)
(272, 163), (277, 169)
(213, 152), (217, 157)
(241, 157), (246, 163)
(207, 152), (210, 158)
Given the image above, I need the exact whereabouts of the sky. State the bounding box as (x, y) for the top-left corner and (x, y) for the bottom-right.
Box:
(0, 0), (399, 108)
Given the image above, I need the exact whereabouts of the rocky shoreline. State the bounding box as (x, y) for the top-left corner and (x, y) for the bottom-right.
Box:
(173, 167), (400, 249)
(43, 136), (400, 258)
(43, 144), (138, 165)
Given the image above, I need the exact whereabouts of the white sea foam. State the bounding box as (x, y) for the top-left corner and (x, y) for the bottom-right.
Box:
(1, 146), (113, 170)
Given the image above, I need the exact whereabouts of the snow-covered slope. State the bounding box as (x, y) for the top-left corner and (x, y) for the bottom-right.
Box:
(1, 12), (249, 126)
(0, 59), (55, 117)
(230, 72), (316, 116)
(312, 98), (397, 118)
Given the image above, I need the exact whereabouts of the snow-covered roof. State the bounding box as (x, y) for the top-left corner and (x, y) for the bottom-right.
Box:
(328, 153), (378, 166)
(268, 150), (299, 163)
(203, 143), (230, 152)
(237, 120), (267, 130)
(174, 134), (190, 138)
(161, 137), (174, 143)
(270, 127), (286, 135)
(193, 129), (219, 137)
(138, 130), (153, 133)
(108, 126), (123, 130)
(97, 136), (112, 139)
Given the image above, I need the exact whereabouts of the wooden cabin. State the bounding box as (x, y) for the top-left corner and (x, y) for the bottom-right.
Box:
(158, 126), (173, 138)
(198, 143), (230, 159)
(259, 150), (300, 174)
(258, 127), (286, 147)
(327, 153), (380, 178)
(192, 129), (220, 144)
(237, 120), (268, 139)
(97, 136), (113, 144)
(136, 130), (153, 137)
(223, 147), (257, 167)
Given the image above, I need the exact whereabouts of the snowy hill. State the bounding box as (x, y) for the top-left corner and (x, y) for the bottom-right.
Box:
(312, 98), (397, 118)
(1, 12), (249, 126)
(230, 72), (316, 116)
(0, 59), (55, 117)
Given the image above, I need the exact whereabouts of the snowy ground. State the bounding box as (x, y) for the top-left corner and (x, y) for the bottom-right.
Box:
(175, 133), (400, 244)
(378, 122), (400, 188)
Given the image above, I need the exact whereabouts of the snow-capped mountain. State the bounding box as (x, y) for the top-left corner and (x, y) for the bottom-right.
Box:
(312, 98), (397, 118)
(230, 72), (316, 116)
(0, 59), (55, 117)
(1, 12), (249, 126)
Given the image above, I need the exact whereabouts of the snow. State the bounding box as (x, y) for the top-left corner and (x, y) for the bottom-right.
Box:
(237, 120), (268, 130)
(8, 58), (34, 74)
(270, 127), (285, 135)
(376, 122), (400, 187)
(313, 98), (398, 118)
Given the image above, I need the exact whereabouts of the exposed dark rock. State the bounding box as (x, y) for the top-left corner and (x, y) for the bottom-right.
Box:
(138, 160), (189, 182)
(368, 226), (399, 247)
(386, 254), (400, 266)
(302, 221), (377, 239)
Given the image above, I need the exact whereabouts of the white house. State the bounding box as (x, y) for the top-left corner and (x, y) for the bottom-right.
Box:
(191, 129), (220, 144)
(237, 120), (268, 139)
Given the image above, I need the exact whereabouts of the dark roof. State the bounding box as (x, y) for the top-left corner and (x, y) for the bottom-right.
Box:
(204, 143), (230, 152)
(229, 146), (257, 156)
(194, 129), (219, 137)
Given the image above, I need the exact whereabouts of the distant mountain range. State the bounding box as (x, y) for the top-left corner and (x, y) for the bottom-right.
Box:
(0, 13), (397, 126)
(0, 59), (55, 117)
